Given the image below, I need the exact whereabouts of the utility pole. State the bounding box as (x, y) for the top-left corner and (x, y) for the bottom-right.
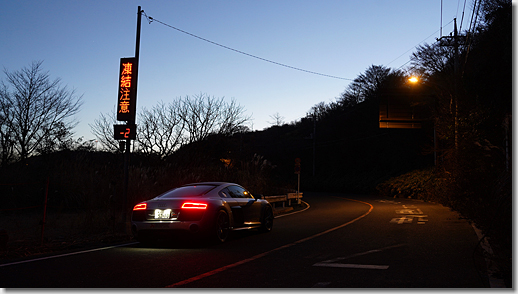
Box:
(121, 6), (142, 231)
(312, 115), (316, 176)
(438, 18), (462, 152)
(440, 0), (443, 38)
(453, 18), (459, 151)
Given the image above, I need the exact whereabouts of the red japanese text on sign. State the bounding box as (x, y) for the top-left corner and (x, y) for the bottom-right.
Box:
(117, 57), (137, 121)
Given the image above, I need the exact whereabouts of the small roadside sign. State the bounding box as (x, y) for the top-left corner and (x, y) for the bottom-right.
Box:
(114, 124), (137, 140)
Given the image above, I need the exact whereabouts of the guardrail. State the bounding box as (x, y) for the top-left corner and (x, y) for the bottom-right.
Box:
(264, 193), (303, 208)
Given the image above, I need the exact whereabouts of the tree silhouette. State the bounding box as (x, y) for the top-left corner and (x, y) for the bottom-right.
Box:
(0, 61), (82, 163)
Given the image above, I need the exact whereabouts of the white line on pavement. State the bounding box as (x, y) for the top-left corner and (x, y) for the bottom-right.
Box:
(0, 242), (139, 268)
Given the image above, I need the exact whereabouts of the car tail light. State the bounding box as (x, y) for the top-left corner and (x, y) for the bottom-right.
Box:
(133, 203), (147, 210)
(181, 202), (207, 210)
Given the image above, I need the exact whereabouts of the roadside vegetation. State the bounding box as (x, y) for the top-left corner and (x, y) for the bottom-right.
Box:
(0, 0), (510, 283)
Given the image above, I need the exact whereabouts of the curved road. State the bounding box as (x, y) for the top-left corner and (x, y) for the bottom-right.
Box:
(0, 192), (490, 288)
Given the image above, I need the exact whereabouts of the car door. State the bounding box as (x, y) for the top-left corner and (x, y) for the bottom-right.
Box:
(227, 185), (262, 226)
(220, 187), (245, 226)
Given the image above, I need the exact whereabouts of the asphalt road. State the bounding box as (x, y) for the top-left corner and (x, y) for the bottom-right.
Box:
(0, 192), (490, 288)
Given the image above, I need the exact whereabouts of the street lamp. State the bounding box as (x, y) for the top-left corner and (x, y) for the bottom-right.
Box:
(408, 76), (419, 84)
(408, 76), (437, 166)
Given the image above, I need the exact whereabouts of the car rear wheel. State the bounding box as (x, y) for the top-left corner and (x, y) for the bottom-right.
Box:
(214, 210), (230, 242)
(259, 206), (274, 232)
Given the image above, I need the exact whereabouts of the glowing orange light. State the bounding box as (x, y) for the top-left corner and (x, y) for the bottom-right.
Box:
(181, 202), (208, 210)
(133, 203), (147, 210)
(408, 76), (419, 83)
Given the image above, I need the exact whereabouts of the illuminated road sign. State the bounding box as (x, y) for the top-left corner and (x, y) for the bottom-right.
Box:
(379, 93), (427, 129)
(117, 57), (137, 121)
(114, 124), (137, 140)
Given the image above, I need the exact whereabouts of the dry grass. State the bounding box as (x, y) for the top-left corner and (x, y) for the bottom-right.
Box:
(0, 209), (132, 260)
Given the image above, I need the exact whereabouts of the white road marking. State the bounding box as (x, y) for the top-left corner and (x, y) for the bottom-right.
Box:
(391, 205), (428, 224)
(402, 205), (417, 209)
(312, 244), (405, 271)
(0, 242), (139, 268)
(0, 201), (309, 268)
(390, 215), (428, 224)
(314, 263), (389, 270)
(166, 197), (374, 287)
(396, 208), (423, 214)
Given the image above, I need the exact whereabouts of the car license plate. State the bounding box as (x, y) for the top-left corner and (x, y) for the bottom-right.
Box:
(154, 209), (171, 219)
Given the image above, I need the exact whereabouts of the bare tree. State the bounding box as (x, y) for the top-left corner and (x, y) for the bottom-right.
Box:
(137, 100), (185, 157)
(36, 121), (75, 155)
(178, 93), (251, 143)
(268, 112), (285, 126)
(178, 94), (223, 143)
(90, 110), (120, 152)
(0, 61), (83, 161)
(410, 43), (455, 79)
(0, 94), (15, 165)
(218, 98), (252, 134)
(90, 94), (251, 156)
(338, 65), (393, 106)
(306, 102), (333, 121)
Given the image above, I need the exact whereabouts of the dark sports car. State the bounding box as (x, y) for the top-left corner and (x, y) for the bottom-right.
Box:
(131, 182), (274, 243)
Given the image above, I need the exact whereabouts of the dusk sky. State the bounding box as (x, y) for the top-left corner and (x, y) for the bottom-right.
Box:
(1, 0), (473, 142)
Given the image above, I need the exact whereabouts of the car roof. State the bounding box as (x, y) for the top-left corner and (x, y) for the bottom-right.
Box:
(182, 182), (240, 188)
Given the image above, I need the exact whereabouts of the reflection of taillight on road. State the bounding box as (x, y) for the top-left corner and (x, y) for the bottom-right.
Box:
(181, 202), (207, 210)
(133, 203), (147, 210)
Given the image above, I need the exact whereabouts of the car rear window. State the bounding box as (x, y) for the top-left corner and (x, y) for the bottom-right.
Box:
(157, 185), (216, 199)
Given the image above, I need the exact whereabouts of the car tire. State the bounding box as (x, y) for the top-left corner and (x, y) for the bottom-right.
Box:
(259, 206), (274, 233)
(214, 209), (230, 243)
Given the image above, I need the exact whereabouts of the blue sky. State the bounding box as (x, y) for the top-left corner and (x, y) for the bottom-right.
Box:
(1, 0), (473, 141)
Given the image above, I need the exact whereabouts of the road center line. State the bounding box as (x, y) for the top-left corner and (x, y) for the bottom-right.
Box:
(166, 197), (373, 288)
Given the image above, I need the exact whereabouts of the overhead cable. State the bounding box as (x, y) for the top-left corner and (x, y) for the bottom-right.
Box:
(390, 19), (455, 71)
(142, 12), (353, 81)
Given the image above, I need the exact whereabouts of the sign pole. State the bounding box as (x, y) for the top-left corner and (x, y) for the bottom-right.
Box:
(297, 173), (300, 196)
(295, 158), (301, 201)
(121, 6), (142, 231)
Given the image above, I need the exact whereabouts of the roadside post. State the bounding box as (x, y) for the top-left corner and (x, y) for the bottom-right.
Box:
(295, 158), (301, 204)
(114, 6), (143, 233)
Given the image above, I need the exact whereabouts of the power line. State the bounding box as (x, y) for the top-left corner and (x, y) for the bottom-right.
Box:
(142, 12), (353, 81)
(385, 29), (440, 67)
(142, 11), (457, 83)
(388, 19), (455, 70)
